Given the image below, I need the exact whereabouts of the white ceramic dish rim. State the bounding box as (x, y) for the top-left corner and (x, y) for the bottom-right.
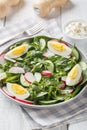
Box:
(0, 35), (87, 109)
(62, 19), (87, 40)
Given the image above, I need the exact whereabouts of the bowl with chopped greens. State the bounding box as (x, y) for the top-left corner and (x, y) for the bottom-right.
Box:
(0, 35), (87, 109)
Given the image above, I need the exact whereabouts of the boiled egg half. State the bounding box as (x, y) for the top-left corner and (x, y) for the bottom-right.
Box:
(47, 40), (72, 58)
(7, 83), (30, 99)
(5, 44), (29, 59)
(66, 64), (82, 86)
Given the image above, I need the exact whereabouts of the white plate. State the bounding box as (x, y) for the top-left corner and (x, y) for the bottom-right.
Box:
(0, 36), (87, 109)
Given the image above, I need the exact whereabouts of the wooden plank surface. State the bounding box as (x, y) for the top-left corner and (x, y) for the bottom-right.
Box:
(69, 120), (87, 130)
(61, 0), (87, 25)
(5, 0), (43, 25)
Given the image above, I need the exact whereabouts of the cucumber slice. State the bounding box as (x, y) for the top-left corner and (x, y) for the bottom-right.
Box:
(20, 74), (30, 87)
(79, 61), (87, 70)
(0, 72), (7, 81)
(39, 100), (58, 105)
(44, 60), (54, 72)
(34, 72), (42, 82)
(16, 57), (23, 61)
(72, 47), (80, 61)
(37, 92), (47, 98)
(0, 69), (4, 73)
(40, 38), (46, 51)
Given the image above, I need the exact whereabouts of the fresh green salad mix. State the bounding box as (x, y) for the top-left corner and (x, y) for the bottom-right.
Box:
(0, 36), (87, 105)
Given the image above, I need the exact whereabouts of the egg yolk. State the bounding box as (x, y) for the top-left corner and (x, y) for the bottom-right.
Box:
(68, 66), (78, 79)
(50, 42), (66, 52)
(12, 45), (26, 55)
(11, 84), (27, 95)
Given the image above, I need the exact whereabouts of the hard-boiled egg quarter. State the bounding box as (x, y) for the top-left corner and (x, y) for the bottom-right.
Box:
(5, 44), (29, 59)
(47, 40), (72, 58)
(7, 83), (30, 99)
(66, 64), (82, 86)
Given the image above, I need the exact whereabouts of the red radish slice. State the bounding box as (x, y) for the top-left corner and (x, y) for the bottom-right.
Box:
(67, 55), (72, 59)
(57, 81), (66, 90)
(70, 89), (74, 94)
(75, 76), (83, 87)
(61, 76), (67, 82)
(0, 53), (6, 65)
(2, 87), (33, 105)
(34, 72), (42, 82)
(61, 41), (69, 46)
(24, 72), (35, 83)
(41, 71), (53, 76)
(9, 67), (25, 74)
(4, 56), (16, 63)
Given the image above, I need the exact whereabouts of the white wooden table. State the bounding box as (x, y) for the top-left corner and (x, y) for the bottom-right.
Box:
(0, 0), (87, 130)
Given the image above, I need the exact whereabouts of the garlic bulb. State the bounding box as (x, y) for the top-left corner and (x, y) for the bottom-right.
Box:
(7, 0), (20, 6)
(33, 0), (68, 17)
(33, 1), (51, 18)
(0, 0), (9, 18)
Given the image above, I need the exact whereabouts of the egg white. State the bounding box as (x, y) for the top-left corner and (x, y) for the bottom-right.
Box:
(7, 83), (30, 99)
(66, 64), (82, 86)
(47, 41), (72, 58)
(5, 44), (29, 59)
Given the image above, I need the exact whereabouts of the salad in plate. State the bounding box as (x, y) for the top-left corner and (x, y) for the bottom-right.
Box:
(0, 36), (87, 105)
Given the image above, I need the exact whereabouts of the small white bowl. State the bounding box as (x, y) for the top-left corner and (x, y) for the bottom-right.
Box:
(62, 20), (87, 55)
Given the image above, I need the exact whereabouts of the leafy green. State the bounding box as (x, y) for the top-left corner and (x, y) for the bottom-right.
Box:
(0, 36), (86, 105)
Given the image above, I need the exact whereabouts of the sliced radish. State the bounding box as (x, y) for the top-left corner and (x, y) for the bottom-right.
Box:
(20, 74), (30, 87)
(2, 87), (33, 105)
(34, 72), (42, 82)
(70, 89), (74, 94)
(9, 67), (25, 74)
(57, 81), (66, 90)
(67, 55), (72, 59)
(61, 76), (67, 82)
(24, 72), (35, 83)
(61, 41), (69, 46)
(0, 53), (6, 65)
(41, 70), (53, 76)
(43, 49), (55, 57)
(75, 76), (83, 87)
(0, 72), (7, 81)
(4, 56), (16, 63)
